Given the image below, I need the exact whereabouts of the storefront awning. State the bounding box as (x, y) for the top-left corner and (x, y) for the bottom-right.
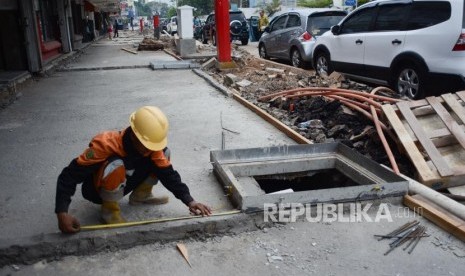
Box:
(87, 0), (120, 12)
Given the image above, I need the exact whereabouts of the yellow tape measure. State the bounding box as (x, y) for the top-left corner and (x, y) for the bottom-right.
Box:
(80, 210), (241, 231)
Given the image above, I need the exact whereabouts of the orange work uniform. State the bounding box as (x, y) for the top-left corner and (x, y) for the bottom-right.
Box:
(55, 127), (193, 213)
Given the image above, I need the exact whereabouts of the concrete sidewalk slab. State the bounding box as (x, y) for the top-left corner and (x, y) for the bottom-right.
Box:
(0, 44), (296, 265)
(61, 45), (174, 70)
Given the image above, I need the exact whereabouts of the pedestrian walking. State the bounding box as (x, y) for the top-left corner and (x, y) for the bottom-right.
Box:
(113, 18), (119, 38)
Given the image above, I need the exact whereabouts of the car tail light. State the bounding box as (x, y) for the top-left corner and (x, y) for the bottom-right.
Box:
(452, 33), (465, 51)
(300, 32), (312, 41)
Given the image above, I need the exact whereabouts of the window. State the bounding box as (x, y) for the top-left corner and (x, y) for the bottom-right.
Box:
(340, 7), (375, 34)
(271, 15), (287, 32)
(406, 2), (451, 30)
(374, 4), (410, 31)
(308, 11), (346, 35)
(286, 14), (300, 28)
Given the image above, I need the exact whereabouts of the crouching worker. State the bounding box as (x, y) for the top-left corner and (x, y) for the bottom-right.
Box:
(55, 106), (212, 234)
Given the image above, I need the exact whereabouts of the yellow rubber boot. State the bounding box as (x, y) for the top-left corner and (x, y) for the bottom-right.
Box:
(101, 201), (126, 224)
(129, 182), (169, 205)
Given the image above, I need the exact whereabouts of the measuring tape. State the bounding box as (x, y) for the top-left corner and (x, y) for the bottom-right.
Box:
(80, 210), (241, 231)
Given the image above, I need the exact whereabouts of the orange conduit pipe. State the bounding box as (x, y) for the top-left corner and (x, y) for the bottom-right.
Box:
(322, 96), (390, 132)
(285, 91), (383, 108)
(325, 94), (382, 115)
(258, 87), (402, 103)
(369, 86), (400, 174)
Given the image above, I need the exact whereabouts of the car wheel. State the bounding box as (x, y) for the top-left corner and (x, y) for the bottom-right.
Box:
(395, 64), (425, 99)
(212, 33), (217, 46)
(241, 38), (248, 45)
(291, 49), (306, 68)
(259, 44), (268, 59)
(315, 51), (332, 76)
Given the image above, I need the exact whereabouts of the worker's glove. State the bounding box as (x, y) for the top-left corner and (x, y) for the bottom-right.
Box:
(57, 212), (81, 234)
(188, 201), (212, 217)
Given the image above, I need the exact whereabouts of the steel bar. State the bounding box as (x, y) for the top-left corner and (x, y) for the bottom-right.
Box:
(408, 227), (427, 254)
(378, 220), (418, 241)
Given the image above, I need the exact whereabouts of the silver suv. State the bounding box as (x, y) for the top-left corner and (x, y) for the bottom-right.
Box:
(312, 0), (465, 99)
(258, 8), (347, 68)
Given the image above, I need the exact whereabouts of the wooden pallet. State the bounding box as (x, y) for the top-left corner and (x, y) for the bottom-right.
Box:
(382, 91), (465, 189)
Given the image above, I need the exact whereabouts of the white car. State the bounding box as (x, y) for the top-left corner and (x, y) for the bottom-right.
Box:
(166, 16), (177, 35)
(312, 0), (465, 99)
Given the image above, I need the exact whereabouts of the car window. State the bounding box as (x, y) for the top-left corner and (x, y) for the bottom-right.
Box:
(374, 3), (410, 31)
(406, 2), (451, 30)
(286, 14), (300, 28)
(271, 15), (287, 32)
(230, 12), (246, 21)
(307, 11), (347, 36)
(340, 7), (375, 34)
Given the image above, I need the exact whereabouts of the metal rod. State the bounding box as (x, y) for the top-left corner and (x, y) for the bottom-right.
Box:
(408, 227), (426, 254)
(377, 220), (418, 241)
(403, 226), (424, 251)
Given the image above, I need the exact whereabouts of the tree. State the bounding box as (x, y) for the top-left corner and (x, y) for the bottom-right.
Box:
(134, 1), (152, 16)
(167, 7), (177, 18)
(298, 0), (370, 8)
(259, 0), (281, 17)
(177, 0), (214, 16)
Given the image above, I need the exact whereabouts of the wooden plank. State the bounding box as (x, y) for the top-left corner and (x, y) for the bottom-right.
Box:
(441, 93), (465, 124)
(455, 90), (465, 103)
(121, 48), (138, 54)
(427, 96), (465, 150)
(232, 93), (312, 145)
(382, 104), (436, 182)
(448, 186), (465, 197)
(397, 101), (453, 177)
(403, 194), (465, 242)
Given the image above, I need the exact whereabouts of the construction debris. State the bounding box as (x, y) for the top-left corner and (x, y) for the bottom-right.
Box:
(375, 220), (428, 255)
(137, 37), (167, 51)
(176, 243), (192, 267)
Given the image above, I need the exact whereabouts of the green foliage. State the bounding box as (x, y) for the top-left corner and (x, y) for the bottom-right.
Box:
(167, 7), (177, 18)
(177, 0), (214, 16)
(134, 1), (152, 16)
(298, 0), (371, 8)
(259, 0), (281, 17)
(297, 0), (332, 8)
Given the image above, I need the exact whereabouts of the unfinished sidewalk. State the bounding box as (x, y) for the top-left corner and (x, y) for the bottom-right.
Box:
(0, 42), (295, 265)
(0, 37), (464, 274)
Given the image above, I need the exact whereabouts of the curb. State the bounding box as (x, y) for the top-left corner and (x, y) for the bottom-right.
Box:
(57, 65), (150, 72)
(192, 69), (231, 97)
(0, 213), (263, 267)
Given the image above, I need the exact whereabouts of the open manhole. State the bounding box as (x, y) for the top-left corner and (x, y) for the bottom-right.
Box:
(210, 143), (408, 212)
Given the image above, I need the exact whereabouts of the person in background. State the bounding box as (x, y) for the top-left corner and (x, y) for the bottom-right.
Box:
(258, 10), (269, 39)
(113, 18), (119, 38)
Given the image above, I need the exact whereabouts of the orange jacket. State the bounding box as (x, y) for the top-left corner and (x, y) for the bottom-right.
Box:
(55, 128), (193, 213)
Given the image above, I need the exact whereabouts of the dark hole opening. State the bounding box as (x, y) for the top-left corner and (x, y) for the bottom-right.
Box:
(254, 169), (360, 194)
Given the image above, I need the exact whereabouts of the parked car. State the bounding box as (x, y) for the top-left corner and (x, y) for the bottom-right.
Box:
(167, 16), (177, 35)
(160, 18), (168, 32)
(201, 11), (250, 45)
(258, 9), (347, 69)
(312, 0), (465, 99)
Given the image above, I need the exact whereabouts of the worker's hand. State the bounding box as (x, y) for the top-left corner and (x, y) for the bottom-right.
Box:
(57, 212), (81, 234)
(188, 201), (212, 216)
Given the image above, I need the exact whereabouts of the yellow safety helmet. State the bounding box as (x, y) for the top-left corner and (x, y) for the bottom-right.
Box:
(129, 106), (169, 151)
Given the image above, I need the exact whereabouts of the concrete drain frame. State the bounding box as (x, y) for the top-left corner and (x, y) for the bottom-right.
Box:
(211, 143), (408, 212)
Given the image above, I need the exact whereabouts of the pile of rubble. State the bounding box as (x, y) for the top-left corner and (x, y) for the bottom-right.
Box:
(200, 48), (413, 175)
(138, 36), (173, 51)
